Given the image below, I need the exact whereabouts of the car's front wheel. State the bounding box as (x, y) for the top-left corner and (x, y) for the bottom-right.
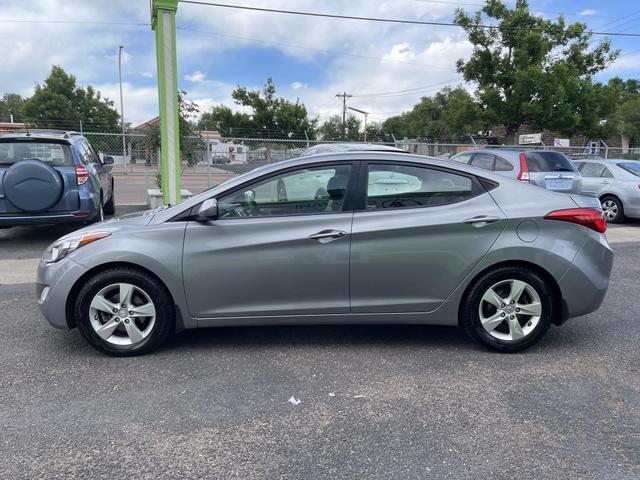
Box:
(75, 268), (175, 356)
(460, 266), (553, 353)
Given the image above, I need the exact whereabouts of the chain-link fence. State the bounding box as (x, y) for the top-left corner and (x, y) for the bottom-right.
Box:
(80, 132), (640, 205)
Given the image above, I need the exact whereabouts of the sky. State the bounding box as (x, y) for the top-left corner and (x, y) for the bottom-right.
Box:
(1, 0), (639, 130)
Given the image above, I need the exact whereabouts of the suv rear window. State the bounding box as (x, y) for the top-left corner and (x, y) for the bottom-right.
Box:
(0, 140), (72, 167)
(524, 151), (575, 172)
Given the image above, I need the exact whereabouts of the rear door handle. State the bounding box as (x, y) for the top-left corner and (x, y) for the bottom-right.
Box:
(308, 229), (348, 243)
(463, 215), (501, 227)
(601, 180), (611, 184)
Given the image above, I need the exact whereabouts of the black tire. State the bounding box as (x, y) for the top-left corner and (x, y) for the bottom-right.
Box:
(89, 199), (104, 224)
(460, 266), (554, 353)
(75, 268), (175, 356)
(600, 195), (624, 224)
(103, 181), (115, 216)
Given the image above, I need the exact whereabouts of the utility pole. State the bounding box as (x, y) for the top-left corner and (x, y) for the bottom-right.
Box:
(118, 45), (127, 174)
(348, 106), (369, 142)
(336, 92), (352, 140)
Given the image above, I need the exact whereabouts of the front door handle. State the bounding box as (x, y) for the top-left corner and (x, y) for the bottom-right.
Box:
(308, 229), (348, 243)
(463, 215), (501, 227)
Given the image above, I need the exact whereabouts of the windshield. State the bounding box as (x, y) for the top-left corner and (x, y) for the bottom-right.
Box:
(525, 151), (575, 172)
(0, 140), (72, 166)
(618, 162), (640, 177)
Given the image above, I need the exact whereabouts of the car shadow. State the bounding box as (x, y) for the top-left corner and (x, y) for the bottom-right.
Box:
(163, 323), (477, 353)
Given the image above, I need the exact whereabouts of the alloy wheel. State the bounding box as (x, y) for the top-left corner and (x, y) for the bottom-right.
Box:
(478, 279), (542, 341)
(88, 283), (156, 346)
(601, 199), (618, 221)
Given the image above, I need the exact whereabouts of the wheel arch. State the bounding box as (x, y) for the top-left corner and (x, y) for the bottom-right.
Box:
(65, 261), (183, 330)
(458, 259), (565, 327)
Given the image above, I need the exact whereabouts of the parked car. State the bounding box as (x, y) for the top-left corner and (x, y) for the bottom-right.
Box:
(571, 158), (640, 223)
(299, 143), (406, 157)
(450, 148), (582, 193)
(37, 151), (612, 356)
(0, 130), (115, 228)
(211, 155), (231, 164)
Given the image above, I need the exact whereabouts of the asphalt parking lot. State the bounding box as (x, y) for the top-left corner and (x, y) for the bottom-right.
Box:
(0, 207), (639, 479)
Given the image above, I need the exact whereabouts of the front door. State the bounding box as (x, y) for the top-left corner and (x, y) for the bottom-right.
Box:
(350, 162), (506, 313)
(183, 163), (355, 318)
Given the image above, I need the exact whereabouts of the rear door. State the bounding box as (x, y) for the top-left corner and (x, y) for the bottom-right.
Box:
(576, 162), (609, 196)
(350, 161), (506, 313)
(525, 151), (581, 193)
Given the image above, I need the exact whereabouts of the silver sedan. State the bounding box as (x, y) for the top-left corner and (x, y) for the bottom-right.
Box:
(36, 152), (613, 355)
(572, 159), (640, 223)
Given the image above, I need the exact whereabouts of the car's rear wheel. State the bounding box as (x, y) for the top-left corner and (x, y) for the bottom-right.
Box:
(75, 268), (175, 356)
(600, 196), (624, 223)
(103, 181), (115, 216)
(460, 266), (553, 352)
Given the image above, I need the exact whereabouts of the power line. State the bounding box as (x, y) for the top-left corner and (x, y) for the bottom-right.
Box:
(176, 26), (457, 71)
(353, 78), (462, 98)
(0, 19), (149, 26)
(177, 1), (640, 37)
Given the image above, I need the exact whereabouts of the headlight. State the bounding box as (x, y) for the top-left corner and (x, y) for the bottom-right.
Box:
(43, 232), (111, 263)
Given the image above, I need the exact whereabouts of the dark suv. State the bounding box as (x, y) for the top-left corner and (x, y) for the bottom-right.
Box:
(0, 130), (115, 228)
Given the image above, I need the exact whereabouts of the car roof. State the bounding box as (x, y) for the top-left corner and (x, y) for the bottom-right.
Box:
(310, 143), (405, 153)
(0, 129), (82, 142)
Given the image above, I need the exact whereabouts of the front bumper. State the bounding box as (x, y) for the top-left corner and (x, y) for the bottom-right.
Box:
(558, 230), (614, 319)
(36, 257), (89, 329)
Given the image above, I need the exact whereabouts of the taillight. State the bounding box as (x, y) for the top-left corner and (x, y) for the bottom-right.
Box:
(76, 164), (89, 185)
(517, 152), (530, 182)
(544, 208), (606, 233)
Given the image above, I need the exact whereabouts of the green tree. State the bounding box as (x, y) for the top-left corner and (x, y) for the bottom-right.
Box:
(619, 99), (640, 142)
(197, 105), (254, 136)
(454, 0), (618, 140)
(381, 87), (482, 139)
(0, 93), (26, 122)
(318, 115), (361, 141)
(231, 78), (316, 138)
(22, 66), (120, 131)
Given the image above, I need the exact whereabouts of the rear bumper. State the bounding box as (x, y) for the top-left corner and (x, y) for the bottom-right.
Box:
(0, 208), (97, 226)
(558, 231), (614, 319)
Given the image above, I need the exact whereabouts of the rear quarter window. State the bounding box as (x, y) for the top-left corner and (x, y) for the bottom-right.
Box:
(524, 151), (575, 173)
(0, 140), (72, 167)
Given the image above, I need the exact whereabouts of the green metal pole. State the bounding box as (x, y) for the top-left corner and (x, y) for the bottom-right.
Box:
(152, 0), (181, 205)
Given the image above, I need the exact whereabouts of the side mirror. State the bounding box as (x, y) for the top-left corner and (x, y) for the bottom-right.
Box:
(195, 198), (218, 222)
(103, 156), (115, 165)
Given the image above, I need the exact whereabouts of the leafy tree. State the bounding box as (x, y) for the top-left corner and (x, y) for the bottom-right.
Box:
(318, 115), (361, 141)
(22, 66), (120, 131)
(619, 99), (640, 142)
(381, 87), (482, 139)
(230, 78), (316, 138)
(0, 93), (26, 122)
(197, 105), (254, 136)
(454, 0), (618, 140)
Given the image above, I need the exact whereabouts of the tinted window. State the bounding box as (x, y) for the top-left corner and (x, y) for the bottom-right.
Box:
(579, 162), (606, 178)
(494, 156), (514, 171)
(524, 151), (575, 172)
(0, 140), (72, 166)
(470, 153), (495, 171)
(366, 164), (474, 210)
(218, 164), (352, 218)
(602, 167), (614, 178)
(453, 153), (473, 164)
(618, 162), (640, 177)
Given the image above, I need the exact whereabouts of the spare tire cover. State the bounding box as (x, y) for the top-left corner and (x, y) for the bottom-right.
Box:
(3, 159), (64, 213)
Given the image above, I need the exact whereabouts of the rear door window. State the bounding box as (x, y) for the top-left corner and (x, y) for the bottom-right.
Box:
(494, 156), (514, 171)
(579, 163), (606, 178)
(452, 153), (473, 164)
(524, 152), (575, 172)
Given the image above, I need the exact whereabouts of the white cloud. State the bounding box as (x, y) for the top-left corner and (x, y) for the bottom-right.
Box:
(579, 9), (597, 16)
(290, 81), (308, 90)
(184, 70), (206, 83)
